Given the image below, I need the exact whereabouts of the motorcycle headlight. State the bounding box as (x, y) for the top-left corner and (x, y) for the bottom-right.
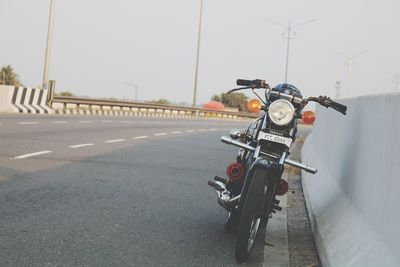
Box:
(268, 99), (295, 126)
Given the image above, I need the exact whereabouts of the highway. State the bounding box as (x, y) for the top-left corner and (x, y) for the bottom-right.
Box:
(0, 115), (270, 266)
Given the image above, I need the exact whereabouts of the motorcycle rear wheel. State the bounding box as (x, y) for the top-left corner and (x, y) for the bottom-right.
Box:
(235, 167), (268, 263)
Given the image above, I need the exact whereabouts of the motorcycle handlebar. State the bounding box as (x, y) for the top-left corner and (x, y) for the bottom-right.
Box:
(306, 96), (347, 115)
(236, 79), (269, 89)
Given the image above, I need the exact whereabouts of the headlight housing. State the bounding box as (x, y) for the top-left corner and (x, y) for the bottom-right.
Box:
(268, 99), (295, 126)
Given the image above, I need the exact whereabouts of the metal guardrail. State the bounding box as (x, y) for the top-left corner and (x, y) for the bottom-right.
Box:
(52, 96), (259, 120)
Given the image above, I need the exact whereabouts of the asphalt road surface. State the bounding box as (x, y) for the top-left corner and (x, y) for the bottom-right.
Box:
(1, 114), (271, 266)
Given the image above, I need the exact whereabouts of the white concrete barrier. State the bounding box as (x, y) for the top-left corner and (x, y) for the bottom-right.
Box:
(301, 93), (400, 267)
(0, 85), (53, 114)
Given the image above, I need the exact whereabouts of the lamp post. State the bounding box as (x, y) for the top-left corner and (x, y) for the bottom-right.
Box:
(265, 18), (315, 83)
(120, 80), (138, 101)
(384, 70), (400, 91)
(42, 0), (55, 90)
(334, 50), (368, 97)
(192, 0), (203, 107)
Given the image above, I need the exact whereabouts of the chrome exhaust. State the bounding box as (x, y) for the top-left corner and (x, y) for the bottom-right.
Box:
(208, 180), (240, 210)
(220, 136), (317, 174)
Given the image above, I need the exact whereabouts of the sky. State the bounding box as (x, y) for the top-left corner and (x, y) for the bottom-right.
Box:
(1, 0), (399, 105)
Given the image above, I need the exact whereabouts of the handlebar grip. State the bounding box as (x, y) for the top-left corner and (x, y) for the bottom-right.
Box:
(236, 79), (252, 86)
(320, 96), (347, 115)
(329, 100), (347, 115)
(236, 79), (268, 88)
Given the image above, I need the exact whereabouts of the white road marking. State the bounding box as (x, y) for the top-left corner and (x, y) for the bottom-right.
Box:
(209, 128), (217, 131)
(186, 129), (195, 133)
(51, 121), (68, 124)
(171, 131), (182, 134)
(120, 120), (132, 123)
(133, 135), (149, 139)
(154, 133), (167, 136)
(69, 143), (94, 149)
(79, 120), (93, 123)
(18, 122), (39, 125)
(197, 129), (206, 131)
(105, 139), (126, 143)
(14, 150), (52, 159)
(101, 120), (113, 123)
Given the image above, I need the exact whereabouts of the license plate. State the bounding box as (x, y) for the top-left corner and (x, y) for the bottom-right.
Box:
(258, 132), (292, 147)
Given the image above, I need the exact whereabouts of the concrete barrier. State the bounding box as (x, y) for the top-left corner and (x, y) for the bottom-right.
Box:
(0, 85), (53, 114)
(301, 93), (400, 267)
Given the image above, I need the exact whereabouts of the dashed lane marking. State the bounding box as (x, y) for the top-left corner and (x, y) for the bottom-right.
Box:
(171, 131), (182, 134)
(79, 121), (93, 123)
(209, 128), (217, 131)
(101, 120), (113, 123)
(14, 150), (53, 159)
(105, 139), (126, 143)
(51, 121), (68, 124)
(154, 133), (167, 136)
(186, 130), (195, 133)
(69, 143), (94, 149)
(133, 135), (149, 139)
(197, 129), (206, 131)
(18, 122), (39, 125)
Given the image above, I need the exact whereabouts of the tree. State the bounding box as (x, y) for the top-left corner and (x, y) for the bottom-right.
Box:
(212, 92), (249, 111)
(58, 91), (76, 97)
(0, 65), (23, 86)
(150, 98), (171, 105)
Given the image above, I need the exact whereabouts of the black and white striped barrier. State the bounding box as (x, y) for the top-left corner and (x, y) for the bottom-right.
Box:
(0, 85), (53, 114)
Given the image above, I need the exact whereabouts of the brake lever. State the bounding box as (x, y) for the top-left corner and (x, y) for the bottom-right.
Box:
(227, 86), (251, 94)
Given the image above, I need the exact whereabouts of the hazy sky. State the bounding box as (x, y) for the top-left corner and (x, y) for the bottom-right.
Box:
(1, 0), (399, 105)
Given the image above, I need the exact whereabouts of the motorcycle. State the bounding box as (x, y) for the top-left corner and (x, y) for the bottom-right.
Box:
(208, 79), (347, 263)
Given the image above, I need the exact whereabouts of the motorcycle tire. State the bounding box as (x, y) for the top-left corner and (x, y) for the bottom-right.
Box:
(235, 167), (268, 263)
(224, 208), (240, 234)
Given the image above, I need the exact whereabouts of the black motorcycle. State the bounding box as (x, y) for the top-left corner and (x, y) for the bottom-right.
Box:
(208, 79), (347, 263)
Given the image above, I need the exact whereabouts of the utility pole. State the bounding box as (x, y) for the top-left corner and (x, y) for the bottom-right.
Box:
(384, 70), (400, 91)
(192, 0), (203, 107)
(265, 18), (315, 83)
(334, 50), (368, 98)
(120, 80), (138, 101)
(335, 81), (341, 99)
(42, 0), (55, 90)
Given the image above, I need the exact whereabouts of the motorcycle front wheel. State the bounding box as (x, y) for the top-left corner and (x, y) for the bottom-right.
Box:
(234, 167), (268, 263)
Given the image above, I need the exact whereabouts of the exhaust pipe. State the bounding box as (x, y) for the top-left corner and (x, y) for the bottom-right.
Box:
(208, 180), (240, 210)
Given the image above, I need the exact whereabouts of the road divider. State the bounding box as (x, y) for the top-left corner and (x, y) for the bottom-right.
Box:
(301, 93), (400, 267)
(0, 85), (53, 114)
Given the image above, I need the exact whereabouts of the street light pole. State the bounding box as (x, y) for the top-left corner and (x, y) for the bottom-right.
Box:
(192, 0), (203, 107)
(284, 22), (292, 83)
(42, 0), (55, 90)
(334, 50), (367, 97)
(266, 18), (315, 83)
(120, 80), (138, 101)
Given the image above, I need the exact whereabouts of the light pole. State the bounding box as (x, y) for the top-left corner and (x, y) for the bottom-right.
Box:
(266, 18), (315, 83)
(335, 81), (341, 99)
(384, 70), (400, 91)
(192, 0), (203, 107)
(120, 80), (138, 101)
(334, 50), (368, 97)
(42, 0), (56, 90)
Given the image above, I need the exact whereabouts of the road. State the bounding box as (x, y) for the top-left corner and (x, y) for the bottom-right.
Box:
(1, 114), (271, 266)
